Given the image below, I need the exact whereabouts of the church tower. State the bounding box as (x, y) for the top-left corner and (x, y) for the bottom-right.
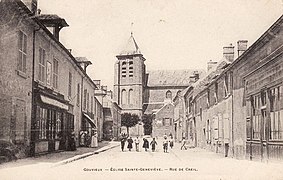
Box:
(114, 33), (146, 117)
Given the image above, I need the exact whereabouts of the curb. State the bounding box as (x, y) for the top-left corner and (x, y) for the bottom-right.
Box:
(52, 143), (120, 167)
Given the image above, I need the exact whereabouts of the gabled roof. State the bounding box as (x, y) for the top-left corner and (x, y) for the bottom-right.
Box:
(146, 69), (205, 87)
(119, 33), (141, 56)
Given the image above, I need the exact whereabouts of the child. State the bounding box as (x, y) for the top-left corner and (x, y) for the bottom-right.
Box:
(181, 137), (187, 150)
(127, 137), (133, 151)
(169, 136), (174, 149)
(150, 138), (158, 152)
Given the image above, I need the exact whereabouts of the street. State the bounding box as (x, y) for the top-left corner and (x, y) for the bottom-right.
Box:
(0, 141), (282, 180)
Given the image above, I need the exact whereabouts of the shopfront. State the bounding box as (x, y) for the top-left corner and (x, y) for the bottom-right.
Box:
(31, 89), (73, 155)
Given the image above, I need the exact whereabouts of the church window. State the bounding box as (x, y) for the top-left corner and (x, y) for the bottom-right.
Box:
(166, 90), (172, 99)
(121, 89), (127, 105)
(128, 89), (133, 104)
(122, 61), (127, 78)
(129, 61), (133, 77)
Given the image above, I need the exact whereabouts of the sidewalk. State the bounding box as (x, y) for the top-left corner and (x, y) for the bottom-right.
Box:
(0, 141), (119, 169)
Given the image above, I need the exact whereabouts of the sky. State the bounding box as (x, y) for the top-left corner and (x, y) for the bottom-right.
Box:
(38, 0), (283, 90)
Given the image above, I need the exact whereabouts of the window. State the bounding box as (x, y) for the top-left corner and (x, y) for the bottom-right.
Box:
(215, 83), (218, 104)
(68, 72), (72, 97)
(18, 31), (27, 73)
(166, 90), (172, 99)
(36, 107), (47, 140)
(207, 90), (210, 108)
(46, 61), (52, 85)
(121, 89), (127, 105)
(38, 47), (45, 82)
(53, 59), (59, 88)
(270, 86), (283, 140)
(77, 83), (80, 106)
(91, 96), (93, 114)
(122, 61), (126, 78)
(224, 73), (229, 97)
(55, 112), (62, 139)
(129, 61), (133, 77)
(206, 119), (211, 143)
(86, 92), (90, 111)
(252, 95), (260, 139)
(128, 89), (133, 104)
(163, 118), (172, 126)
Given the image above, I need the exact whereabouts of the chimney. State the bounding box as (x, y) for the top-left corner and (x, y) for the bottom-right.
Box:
(223, 43), (234, 62)
(237, 40), (248, 57)
(207, 60), (218, 72)
(22, 0), (37, 15)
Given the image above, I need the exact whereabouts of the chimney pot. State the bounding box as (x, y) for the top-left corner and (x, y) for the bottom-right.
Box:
(223, 43), (234, 62)
(207, 60), (218, 72)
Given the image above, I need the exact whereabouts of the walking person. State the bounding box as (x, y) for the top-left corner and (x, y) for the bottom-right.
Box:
(181, 137), (187, 150)
(134, 136), (140, 152)
(163, 136), (169, 153)
(127, 137), (133, 151)
(150, 138), (158, 152)
(169, 136), (174, 149)
(142, 138), (149, 151)
(120, 135), (126, 152)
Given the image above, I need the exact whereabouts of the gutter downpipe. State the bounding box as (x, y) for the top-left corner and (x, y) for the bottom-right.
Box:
(30, 27), (40, 156)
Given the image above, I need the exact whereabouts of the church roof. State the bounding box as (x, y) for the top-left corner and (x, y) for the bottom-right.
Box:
(146, 69), (206, 87)
(119, 33), (141, 56)
(143, 103), (164, 115)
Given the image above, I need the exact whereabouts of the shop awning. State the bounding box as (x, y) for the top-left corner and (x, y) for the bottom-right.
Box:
(83, 113), (96, 128)
(40, 95), (69, 110)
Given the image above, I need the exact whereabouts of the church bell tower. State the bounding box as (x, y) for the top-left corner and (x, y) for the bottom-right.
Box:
(114, 33), (146, 117)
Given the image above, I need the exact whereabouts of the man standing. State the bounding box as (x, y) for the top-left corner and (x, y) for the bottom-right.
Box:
(163, 136), (169, 153)
(134, 136), (140, 152)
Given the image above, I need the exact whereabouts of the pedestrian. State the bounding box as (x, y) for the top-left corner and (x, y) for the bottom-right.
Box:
(127, 137), (133, 151)
(69, 131), (76, 151)
(80, 131), (86, 147)
(121, 136), (126, 152)
(150, 138), (158, 152)
(134, 136), (140, 152)
(181, 137), (187, 150)
(169, 136), (174, 149)
(163, 136), (168, 153)
(142, 138), (149, 151)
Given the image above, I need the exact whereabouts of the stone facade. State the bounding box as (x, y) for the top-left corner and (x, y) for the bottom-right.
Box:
(0, 0), (104, 157)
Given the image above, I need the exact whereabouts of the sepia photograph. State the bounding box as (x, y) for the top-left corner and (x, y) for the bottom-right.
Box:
(0, 0), (283, 179)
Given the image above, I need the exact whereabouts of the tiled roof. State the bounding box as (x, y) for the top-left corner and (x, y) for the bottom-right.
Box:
(192, 59), (230, 96)
(36, 14), (69, 27)
(143, 102), (164, 114)
(146, 69), (206, 87)
(119, 34), (141, 56)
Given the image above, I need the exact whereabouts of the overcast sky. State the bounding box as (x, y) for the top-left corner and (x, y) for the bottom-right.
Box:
(38, 0), (283, 90)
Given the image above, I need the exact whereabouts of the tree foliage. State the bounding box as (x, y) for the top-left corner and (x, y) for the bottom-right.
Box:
(142, 114), (153, 135)
(121, 113), (140, 135)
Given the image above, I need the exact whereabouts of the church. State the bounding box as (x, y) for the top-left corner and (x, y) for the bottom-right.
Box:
(113, 33), (205, 136)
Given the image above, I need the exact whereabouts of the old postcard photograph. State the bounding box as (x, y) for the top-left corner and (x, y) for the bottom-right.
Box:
(0, 0), (283, 179)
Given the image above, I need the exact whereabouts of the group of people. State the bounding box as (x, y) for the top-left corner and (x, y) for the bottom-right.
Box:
(79, 130), (97, 148)
(120, 133), (175, 153)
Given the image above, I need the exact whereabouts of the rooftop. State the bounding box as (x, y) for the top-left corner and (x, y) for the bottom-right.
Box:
(119, 33), (141, 56)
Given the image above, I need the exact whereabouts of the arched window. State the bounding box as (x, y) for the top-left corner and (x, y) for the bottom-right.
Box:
(121, 89), (127, 105)
(166, 90), (172, 99)
(128, 89), (133, 104)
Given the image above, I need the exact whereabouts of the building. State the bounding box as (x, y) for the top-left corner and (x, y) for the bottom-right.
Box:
(0, 0), (104, 157)
(183, 14), (283, 161)
(113, 33), (205, 136)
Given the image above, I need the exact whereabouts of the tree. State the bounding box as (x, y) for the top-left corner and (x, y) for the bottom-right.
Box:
(121, 113), (140, 135)
(142, 114), (153, 135)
